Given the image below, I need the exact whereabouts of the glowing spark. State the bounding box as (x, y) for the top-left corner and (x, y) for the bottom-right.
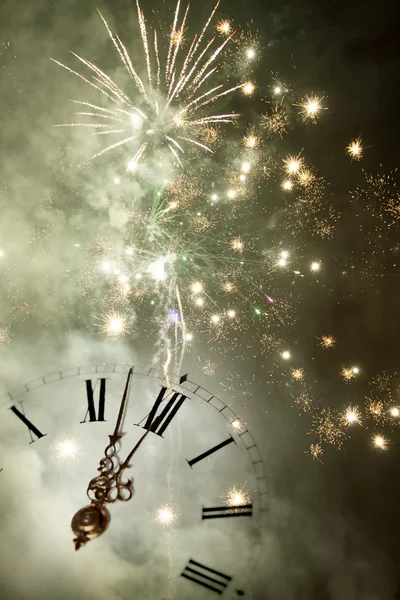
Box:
(185, 332), (193, 341)
(309, 443), (323, 462)
(283, 154), (303, 175)
(231, 236), (244, 252)
(297, 168), (315, 186)
(0, 326), (11, 344)
(231, 418), (243, 431)
(202, 359), (216, 376)
(352, 366), (359, 374)
(191, 281), (203, 294)
(211, 314), (221, 324)
(262, 103), (288, 138)
(227, 189), (237, 199)
(281, 350), (291, 360)
(244, 132), (260, 149)
(291, 368), (304, 381)
(310, 261), (321, 272)
(216, 19), (231, 35)
(343, 405), (361, 426)
(241, 161), (251, 173)
(390, 407), (400, 418)
(222, 281), (236, 293)
(97, 311), (130, 338)
(297, 95), (325, 122)
(319, 335), (335, 349)
(224, 486), (250, 507)
(227, 309), (236, 318)
(195, 297), (204, 306)
(155, 505), (177, 527)
(341, 367), (356, 382)
(282, 180), (293, 191)
(54, 437), (82, 461)
(246, 48), (256, 59)
(294, 392), (312, 412)
(346, 138), (363, 160)
(242, 81), (255, 96)
(373, 434), (388, 451)
(312, 408), (346, 448)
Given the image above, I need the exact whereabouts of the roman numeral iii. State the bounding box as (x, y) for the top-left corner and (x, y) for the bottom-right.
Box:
(202, 504), (253, 519)
(181, 559), (232, 594)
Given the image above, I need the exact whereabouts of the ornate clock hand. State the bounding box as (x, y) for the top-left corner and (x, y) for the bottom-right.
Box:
(71, 372), (156, 551)
(109, 366), (133, 445)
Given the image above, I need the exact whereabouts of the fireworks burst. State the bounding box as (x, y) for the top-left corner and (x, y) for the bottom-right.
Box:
(291, 368), (304, 381)
(155, 504), (178, 527)
(224, 486), (250, 507)
(343, 405), (362, 426)
(53, 437), (82, 462)
(297, 95), (325, 123)
(346, 137), (363, 160)
(372, 434), (388, 451)
(96, 310), (131, 338)
(53, 1), (253, 169)
(319, 335), (335, 349)
(308, 443), (324, 462)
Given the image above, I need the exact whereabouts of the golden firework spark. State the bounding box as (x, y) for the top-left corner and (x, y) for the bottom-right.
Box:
(0, 326), (11, 344)
(216, 19), (232, 35)
(281, 179), (293, 191)
(297, 95), (325, 122)
(222, 281), (236, 294)
(342, 405), (361, 426)
(283, 154), (304, 175)
(230, 236), (244, 252)
(155, 504), (178, 527)
(308, 443), (323, 462)
(242, 81), (255, 96)
(346, 137), (363, 160)
(281, 350), (291, 360)
(230, 418), (244, 432)
(319, 335), (335, 349)
(341, 366), (358, 382)
(365, 398), (387, 424)
(294, 392), (313, 412)
(244, 131), (261, 149)
(97, 310), (130, 338)
(310, 261), (321, 272)
(291, 368), (304, 381)
(224, 486), (250, 507)
(261, 102), (288, 137)
(372, 434), (388, 451)
(191, 281), (203, 294)
(312, 408), (346, 447)
(297, 168), (315, 187)
(202, 359), (216, 376)
(390, 406), (400, 418)
(53, 436), (82, 462)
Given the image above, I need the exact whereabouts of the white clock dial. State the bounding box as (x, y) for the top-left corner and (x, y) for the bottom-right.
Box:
(0, 364), (268, 599)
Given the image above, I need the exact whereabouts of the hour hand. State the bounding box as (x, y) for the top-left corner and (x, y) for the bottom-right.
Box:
(109, 367), (133, 446)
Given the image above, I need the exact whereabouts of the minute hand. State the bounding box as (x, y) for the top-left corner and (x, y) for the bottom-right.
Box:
(109, 366), (133, 445)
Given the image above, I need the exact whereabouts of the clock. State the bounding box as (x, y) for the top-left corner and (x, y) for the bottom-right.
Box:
(0, 364), (268, 598)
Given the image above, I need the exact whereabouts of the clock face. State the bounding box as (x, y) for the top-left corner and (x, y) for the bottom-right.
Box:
(0, 364), (268, 599)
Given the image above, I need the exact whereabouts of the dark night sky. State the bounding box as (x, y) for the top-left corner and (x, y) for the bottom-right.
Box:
(1, 0), (400, 598)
